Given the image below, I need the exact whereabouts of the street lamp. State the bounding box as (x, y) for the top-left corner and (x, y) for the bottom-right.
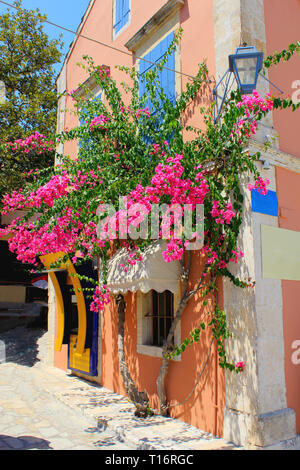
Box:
(213, 45), (264, 123)
(228, 46), (264, 95)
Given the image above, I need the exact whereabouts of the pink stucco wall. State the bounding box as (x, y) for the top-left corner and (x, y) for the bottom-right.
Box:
(264, 0), (300, 434)
(64, 0), (166, 159)
(264, 0), (300, 158)
(276, 166), (300, 434)
(63, 0), (216, 156)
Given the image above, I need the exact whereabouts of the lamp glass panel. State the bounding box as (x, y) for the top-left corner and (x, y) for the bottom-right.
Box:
(235, 57), (257, 85)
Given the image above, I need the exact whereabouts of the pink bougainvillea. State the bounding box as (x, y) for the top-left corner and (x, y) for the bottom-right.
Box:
(231, 90), (274, 140)
(89, 115), (110, 132)
(0, 88), (273, 330)
(248, 176), (270, 195)
(90, 284), (111, 313)
(235, 361), (246, 373)
(5, 131), (54, 154)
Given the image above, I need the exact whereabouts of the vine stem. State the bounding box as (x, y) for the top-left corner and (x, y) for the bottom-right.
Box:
(159, 275), (220, 413)
(115, 293), (150, 416)
(156, 255), (222, 416)
(156, 251), (192, 415)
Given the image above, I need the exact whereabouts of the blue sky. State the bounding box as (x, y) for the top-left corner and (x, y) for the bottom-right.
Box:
(0, 0), (91, 74)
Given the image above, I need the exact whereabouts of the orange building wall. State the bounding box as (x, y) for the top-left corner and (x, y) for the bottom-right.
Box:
(59, 0), (224, 435)
(276, 166), (300, 434)
(101, 252), (225, 437)
(264, 0), (300, 158)
(63, 0), (216, 157)
(63, 0), (167, 159)
(180, 0), (216, 137)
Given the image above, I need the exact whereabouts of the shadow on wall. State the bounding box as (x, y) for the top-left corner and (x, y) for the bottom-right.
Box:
(101, 298), (127, 395)
(164, 285), (219, 435)
(181, 80), (215, 130)
(0, 325), (46, 368)
(122, 256), (225, 437)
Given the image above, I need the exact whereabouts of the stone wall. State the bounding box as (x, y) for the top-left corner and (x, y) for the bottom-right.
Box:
(213, 0), (298, 448)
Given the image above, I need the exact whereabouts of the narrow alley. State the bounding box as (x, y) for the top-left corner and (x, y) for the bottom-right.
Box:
(0, 326), (133, 450)
(0, 325), (238, 451)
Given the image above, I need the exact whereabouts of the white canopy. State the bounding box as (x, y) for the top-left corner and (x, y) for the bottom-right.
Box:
(106, 240), (181, 294)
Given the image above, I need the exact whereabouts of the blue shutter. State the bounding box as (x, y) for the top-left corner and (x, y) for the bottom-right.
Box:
(79, 96), (99, 155)
(122, 0), (130, 28)
(139, 31), (176, 120)
(114, 0), (122, 32)
(162, 35), (176, 105)
(78, 107), (86, 152)
(114, 0), (130, 34)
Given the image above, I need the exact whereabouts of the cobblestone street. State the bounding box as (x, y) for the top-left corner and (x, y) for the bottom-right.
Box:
(0, 326), (133, 450)
(0, 326), (240, 451)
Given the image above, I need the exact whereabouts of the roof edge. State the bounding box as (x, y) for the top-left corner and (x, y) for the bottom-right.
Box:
(56, 0), (96, 85)
(125, 0), (185, 52)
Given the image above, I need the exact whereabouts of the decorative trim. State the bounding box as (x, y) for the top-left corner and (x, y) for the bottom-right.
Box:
(72, 68), (109, 100)
(40, 252), (87, 356)
(72, 74), (98, 99)
(47, 272), (65, 352)
(125, 0), (185, 52)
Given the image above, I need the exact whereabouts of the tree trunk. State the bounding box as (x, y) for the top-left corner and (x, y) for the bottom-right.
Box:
(115, 293), (150, 417)
(156, 254), (192, 415)
(156, 295), (190, 415)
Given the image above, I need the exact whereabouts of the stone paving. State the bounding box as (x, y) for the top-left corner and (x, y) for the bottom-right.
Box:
(0, 326), (133, 450)
(0, 326), (242, 451)
(0, 367), (132, 450)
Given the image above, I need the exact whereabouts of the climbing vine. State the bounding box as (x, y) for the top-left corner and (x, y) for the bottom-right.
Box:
(1, 32), (299, 415)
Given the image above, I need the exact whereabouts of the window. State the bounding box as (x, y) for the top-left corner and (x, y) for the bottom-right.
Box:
(151, 290), (174, 347)
(139, 31), (176, 114)
(76, 83), (104, 157)
(138, 31), (176, 144)
(113, 0), (130, 38)
(137, 288), (181, 359)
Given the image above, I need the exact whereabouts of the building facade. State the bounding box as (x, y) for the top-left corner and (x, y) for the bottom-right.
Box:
(46, 0), (300, 448)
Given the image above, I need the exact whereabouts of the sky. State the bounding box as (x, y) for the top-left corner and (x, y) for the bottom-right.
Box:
(0, 0), (91, 74)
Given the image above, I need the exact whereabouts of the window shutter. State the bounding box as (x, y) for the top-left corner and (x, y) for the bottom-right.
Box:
(139, 31), (176, 116)
(79, 96), (100, 154)
(114, 0), (130, 34)
(78, 107), (86, 151)
(114, 0), (123, 32)
(122, 0), (130, 27)
(162, 37), (176, 105)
